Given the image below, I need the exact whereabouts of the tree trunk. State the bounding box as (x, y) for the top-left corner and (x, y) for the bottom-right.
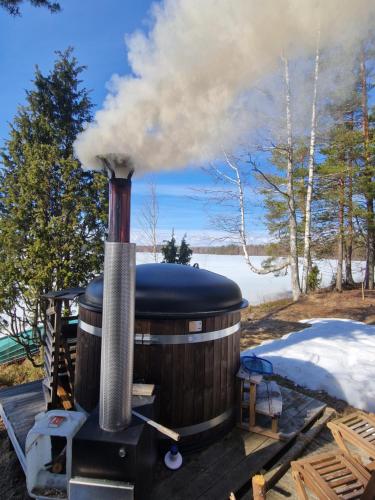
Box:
(345, 132), (354, 286)
(283, 55), (301, 301)
(222, 153), (288, 276)
(336, 176), (344, 292)
(360, 46), (374, 290)
(302, 28), (320, 294)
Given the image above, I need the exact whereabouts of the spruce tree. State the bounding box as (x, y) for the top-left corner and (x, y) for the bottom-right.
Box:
(0, 48), (107, 360)
(161, 230), (178, 263)
(177, 234), (192, 265)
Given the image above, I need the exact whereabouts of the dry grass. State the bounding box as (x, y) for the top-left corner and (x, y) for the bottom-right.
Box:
(0, 354), (44, 389)
(0, 420), (29, 499)
(240, 289), (375, 350)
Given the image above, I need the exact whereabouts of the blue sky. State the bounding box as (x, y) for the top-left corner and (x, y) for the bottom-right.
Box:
(0, 0), (266, 245)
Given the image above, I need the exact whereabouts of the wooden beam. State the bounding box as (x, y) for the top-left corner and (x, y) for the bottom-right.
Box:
(264, 408), (335, 490)
(132, 383), (155, 397)
(252, 474), (266, 500)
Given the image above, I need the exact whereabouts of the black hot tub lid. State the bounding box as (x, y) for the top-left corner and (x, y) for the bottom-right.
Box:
(79, 263), (248, 318)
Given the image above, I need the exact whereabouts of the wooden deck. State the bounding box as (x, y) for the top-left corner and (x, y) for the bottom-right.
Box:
(0, 381), (326, 499)
(152, 387), (326, 500)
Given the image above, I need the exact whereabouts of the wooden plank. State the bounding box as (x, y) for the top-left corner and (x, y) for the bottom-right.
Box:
(153, 387), (326, 500)
(0, 398), (27, 473)
(203, 320), (214, 421)
(198, 394), (326, 499)
(0, 380), (46, 470)
(132, 383), (155, 397)
(152, 428), (269, 500)
(51, 300), (62, 408)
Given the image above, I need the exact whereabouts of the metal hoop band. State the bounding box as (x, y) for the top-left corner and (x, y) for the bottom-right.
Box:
(173, 408), (233, 437)
(78, 320), (241, 344)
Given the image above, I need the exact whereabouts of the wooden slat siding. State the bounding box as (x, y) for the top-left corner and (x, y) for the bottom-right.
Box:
(193, 323), (205, 424)
(212, 315), (222, 417)
(160, 323), (173, 427)
(50, 300), (62, 408)
(227, 323), (233, 416)
(78, 305), (241, 444)
(203, 318), (214, 422)
(185, 342), (196, 426)
(134, 318), (149, 383)
(223, 314), (230, 411)
(172, 343), (184, 427)
(74, 307), (102, 411)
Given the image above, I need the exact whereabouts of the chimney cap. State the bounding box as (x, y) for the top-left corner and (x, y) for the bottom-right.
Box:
(96, 154), (134, 179)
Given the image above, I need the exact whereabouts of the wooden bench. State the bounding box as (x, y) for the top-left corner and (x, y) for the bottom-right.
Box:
(291, 451), (375, 499)
(327, 411), (375, 460)
(291, 410), (375, 499)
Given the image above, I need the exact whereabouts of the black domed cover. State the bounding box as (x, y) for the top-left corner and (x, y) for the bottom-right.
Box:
(80, 263), (248, 318)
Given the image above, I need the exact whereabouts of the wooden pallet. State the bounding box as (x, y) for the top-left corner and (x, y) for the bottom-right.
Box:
(327, 411), (375, 459)
(0, 380), (45, 473)
(291, 451), (371, 499)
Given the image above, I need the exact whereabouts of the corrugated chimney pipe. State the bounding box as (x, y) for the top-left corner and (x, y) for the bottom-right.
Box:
(98, 156), (135, 432)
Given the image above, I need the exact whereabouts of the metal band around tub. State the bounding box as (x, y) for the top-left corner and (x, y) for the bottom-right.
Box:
(172, 408), (233, 437)
(78, 320), (241, 344)
(78, 320), (102, 337)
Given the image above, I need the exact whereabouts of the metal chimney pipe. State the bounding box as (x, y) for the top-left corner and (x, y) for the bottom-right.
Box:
(98, 157), (135, 432)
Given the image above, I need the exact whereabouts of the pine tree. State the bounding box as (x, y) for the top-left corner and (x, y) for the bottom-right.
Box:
(0, 0), (60, 15)
(359, 42), (375, 289)
(259, 141), (309, 268)
(161, 230), (178, 263)
(0, 48), (107, 362)
(314, 79), (366, 289)
(178, 234), (193, 265)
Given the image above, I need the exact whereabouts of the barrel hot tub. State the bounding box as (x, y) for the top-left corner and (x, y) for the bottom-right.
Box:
(75, 263), (248, 448)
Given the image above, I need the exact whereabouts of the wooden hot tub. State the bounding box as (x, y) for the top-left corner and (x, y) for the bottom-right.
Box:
(75, 263), (248, 448)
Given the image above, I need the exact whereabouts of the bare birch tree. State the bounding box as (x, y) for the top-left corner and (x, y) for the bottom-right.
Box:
(302, 28), (321, 294)
(282, 54), (302, 301)
(199, 153), (288, 276)
(138, 182), (159, 262)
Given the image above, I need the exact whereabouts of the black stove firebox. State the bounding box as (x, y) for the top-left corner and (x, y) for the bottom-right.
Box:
(71, 395), (156, 499)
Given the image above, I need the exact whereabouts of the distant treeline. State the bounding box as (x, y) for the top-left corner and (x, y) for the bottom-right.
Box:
(137, 243), (367, 259)
(136, 243), (276, 255)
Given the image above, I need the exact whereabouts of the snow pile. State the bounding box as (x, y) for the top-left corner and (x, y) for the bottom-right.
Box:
(242, 318), (375, 411)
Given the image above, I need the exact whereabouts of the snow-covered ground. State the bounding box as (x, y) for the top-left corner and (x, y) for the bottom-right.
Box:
(242, 318), (375, 412)
(136, 253), (365, 305)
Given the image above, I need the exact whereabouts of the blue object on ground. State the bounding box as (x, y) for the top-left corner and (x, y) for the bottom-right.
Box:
(241, 354), (273, 375)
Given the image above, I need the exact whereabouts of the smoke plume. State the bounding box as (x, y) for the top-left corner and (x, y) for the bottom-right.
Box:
(74, 0), (375, 175)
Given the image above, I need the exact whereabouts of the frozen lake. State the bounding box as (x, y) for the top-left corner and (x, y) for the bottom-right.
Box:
(0, 254), (365, 339)
(136, 253), (366, 305)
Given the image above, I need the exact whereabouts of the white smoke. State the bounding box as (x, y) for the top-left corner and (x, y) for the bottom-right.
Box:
(74, 0), (375, 175)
